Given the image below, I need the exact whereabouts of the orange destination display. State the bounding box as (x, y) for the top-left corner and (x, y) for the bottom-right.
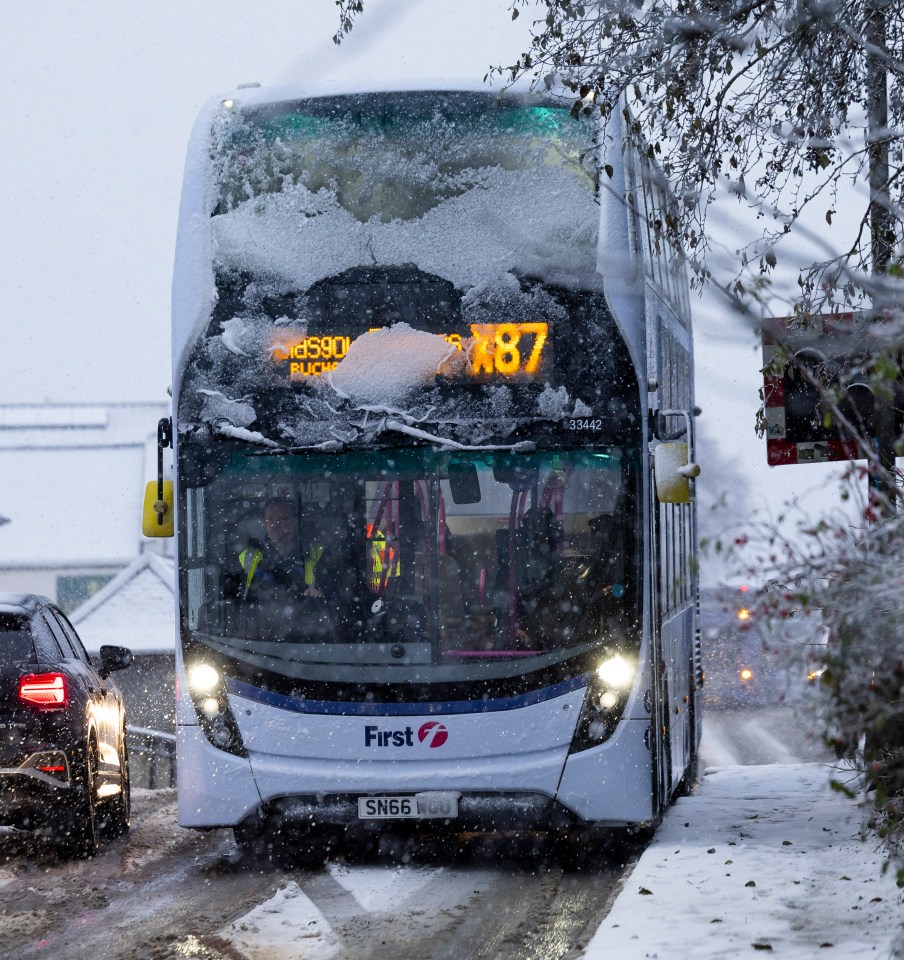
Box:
(271, 334), (352, 378)
(271, 323), (551, 381)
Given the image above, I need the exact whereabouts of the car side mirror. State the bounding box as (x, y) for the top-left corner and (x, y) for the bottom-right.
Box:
(99, 645), (134, 678)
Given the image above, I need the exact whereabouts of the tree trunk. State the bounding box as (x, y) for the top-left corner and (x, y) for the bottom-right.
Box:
(865, 0), (898, 515)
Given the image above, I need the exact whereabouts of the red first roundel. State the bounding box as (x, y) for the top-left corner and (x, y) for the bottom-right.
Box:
(417, 721), (448, 748)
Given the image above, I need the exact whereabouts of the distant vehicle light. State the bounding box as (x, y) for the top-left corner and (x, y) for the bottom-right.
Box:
(737, 608), (751, 621)
(188, 663), (220, 693)
(739, 668), (754, 682)
(597, 654), (635, 689)
(18, 673), (69, 709)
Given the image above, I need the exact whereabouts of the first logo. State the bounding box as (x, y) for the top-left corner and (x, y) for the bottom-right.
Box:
(417, 721), (448, 748)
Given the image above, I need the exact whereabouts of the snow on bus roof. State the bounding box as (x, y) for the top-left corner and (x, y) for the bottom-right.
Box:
(213, 74), (535, 110)
(172, 77), (602, 400)
(211, 163), (598, 295)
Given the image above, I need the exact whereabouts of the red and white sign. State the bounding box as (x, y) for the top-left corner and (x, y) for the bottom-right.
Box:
(761, 313), (866, 466)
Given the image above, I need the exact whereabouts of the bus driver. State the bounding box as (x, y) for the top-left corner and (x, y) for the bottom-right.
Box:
(238, 498), (326, 601)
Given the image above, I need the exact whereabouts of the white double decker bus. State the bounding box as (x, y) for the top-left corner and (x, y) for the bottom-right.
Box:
(145, 83), (701, 854)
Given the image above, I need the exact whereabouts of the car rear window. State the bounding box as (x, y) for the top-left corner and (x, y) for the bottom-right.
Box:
(0, 613), (36, 663)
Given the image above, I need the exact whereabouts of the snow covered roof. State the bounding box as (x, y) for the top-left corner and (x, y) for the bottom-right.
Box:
(0, 401), (168, 451)
(0, 446), (147, 568)
(0, 402), (170, 568)
(0, 405), (110, 430)
(70, 553), (175, 654)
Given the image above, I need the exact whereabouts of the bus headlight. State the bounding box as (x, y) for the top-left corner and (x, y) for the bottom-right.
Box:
(188, 663), (220, 693)
(597, 654), (635, 689)
(571, 654), (637, 753)
(208, 715), (237, 749)
(185, 660), (246, 758)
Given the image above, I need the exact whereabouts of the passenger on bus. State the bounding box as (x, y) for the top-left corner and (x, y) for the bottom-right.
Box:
(238, 498), (327, 601)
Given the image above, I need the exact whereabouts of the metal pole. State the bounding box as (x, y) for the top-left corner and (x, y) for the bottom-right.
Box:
(865, 0), (897, 515)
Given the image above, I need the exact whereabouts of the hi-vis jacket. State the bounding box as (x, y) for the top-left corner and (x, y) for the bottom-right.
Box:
(238, 544), (324, 599)
(367, 525), (399, 591)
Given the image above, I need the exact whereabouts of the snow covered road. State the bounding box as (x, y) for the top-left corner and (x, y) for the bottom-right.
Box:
(701, 705), (833, 767)
(0, 791), (277, 960)
(0, 789), (630, 960)
(216, 859), (627, 960)
(0, 705), (861, 959)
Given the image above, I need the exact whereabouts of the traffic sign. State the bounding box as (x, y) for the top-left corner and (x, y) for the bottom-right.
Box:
(761, 313), (877, 466)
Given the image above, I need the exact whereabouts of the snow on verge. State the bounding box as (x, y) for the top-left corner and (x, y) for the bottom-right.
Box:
(583, 763), (904, 960)
(218, 881), (342, 960)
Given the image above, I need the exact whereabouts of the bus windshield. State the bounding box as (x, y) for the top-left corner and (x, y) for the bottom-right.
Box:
(209, 91), (599, 296)
(213, 92), (595, 221)
(183, 446), (640, 688)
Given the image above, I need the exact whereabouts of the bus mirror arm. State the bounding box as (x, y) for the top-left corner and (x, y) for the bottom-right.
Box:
(652, 408), (689, 442)
(677, 463), (701, 479)
(155, 418), (173, 525)
(141, 418), (174, 538)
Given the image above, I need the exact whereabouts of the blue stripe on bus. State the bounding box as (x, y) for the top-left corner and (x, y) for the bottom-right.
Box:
(225, 674), (589, 716)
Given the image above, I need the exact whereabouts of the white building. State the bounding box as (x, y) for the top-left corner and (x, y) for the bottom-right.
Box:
(71, 553), (177, 761)
(70, 553), (175, 654)
(0, 402), (172, 608)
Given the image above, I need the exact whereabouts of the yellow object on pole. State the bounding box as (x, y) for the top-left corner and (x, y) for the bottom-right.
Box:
(142, 480), (174, 538)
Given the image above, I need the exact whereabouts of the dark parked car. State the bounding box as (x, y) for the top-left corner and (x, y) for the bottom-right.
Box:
(0, 593), (133, 857)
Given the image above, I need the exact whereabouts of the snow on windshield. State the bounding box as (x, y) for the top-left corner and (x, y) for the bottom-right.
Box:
(210, 93), (598, 293)
(212, 168), (597, 293)
(179, 93), (630, 448)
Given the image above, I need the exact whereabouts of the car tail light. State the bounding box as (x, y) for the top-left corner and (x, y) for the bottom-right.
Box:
(18, 673), (69, 709)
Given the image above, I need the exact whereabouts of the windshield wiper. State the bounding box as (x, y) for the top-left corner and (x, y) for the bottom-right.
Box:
(383, 419), (537, 452)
